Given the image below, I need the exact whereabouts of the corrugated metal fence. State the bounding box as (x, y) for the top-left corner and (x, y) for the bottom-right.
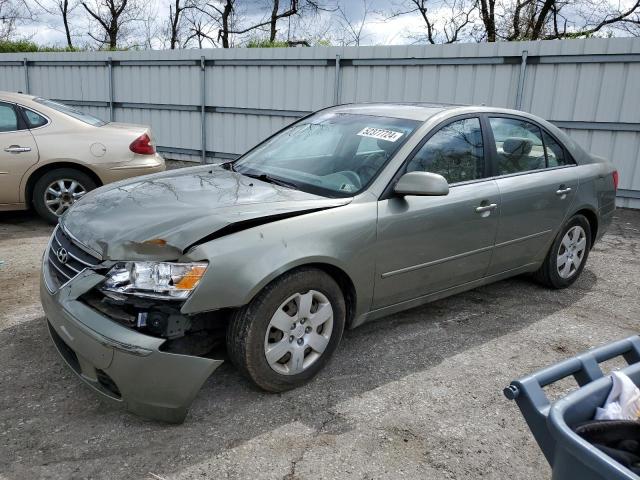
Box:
(0, 38), (639, 207)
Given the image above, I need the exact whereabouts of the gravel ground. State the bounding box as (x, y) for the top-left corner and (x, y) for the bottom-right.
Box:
(0, 206), (639, 480)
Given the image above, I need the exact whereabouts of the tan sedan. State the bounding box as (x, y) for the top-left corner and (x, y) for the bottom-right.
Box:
(0, 91), (165, 223)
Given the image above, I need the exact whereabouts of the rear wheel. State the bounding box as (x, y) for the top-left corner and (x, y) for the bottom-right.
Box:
(32, 168), (97, 224)
(534, 214), (591, 289)
(226, 268), (346, 392)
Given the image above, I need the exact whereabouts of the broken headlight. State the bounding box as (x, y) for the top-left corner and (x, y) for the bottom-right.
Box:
(101, 261), (208, 300)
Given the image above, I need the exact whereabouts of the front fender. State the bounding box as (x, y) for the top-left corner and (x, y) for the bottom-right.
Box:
(180, 202), (378, 320)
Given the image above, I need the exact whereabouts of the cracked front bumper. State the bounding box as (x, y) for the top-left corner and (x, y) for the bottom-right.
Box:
(40, 261), (223, 423)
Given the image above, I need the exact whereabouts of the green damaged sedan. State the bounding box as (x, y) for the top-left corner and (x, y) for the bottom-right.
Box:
(41, 103), (618, 422)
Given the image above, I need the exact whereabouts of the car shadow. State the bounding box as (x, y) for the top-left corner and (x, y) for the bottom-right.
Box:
(0, 211), (52, 241)
(0, 268), (597, 479)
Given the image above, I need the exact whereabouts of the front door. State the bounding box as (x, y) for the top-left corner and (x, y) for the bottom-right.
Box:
(373, 117), (500, 309)
(484, 116), (578, 275)
(0, 102), (39, 205)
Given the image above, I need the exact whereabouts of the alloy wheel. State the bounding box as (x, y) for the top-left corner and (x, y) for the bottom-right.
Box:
(44, 179), (87, 216)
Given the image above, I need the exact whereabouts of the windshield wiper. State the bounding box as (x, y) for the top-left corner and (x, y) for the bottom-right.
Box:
(242, 172), (300, 191)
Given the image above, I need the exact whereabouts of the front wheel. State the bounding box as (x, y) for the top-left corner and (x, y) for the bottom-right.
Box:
(226, 268), (346, 392)
(534, 214), (591, 289)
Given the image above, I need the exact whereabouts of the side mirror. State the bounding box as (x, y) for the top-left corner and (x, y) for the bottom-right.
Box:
(394, 171), (449, 196)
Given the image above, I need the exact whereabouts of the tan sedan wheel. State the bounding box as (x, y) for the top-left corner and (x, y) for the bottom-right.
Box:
(32, 168), (97, 224)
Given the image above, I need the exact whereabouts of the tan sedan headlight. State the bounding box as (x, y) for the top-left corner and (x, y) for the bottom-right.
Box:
(101, 261), (208, 300)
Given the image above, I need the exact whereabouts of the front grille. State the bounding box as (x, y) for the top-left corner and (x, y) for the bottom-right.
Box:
(47, 226), (101, 288)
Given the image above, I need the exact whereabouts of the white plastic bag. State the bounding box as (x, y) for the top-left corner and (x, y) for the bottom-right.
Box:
(595, 371), (640, 421)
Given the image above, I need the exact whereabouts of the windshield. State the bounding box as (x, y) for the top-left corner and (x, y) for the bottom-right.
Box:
(34, 98), (106, 127)
(233, 112), (420, 197)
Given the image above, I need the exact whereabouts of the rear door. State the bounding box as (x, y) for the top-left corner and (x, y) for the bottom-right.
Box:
(485, 115), (578, 275)
(373, 116), (500, 308)
(0, 102), (39, 205)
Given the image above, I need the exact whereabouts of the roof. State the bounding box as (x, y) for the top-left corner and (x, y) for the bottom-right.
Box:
(0, 91), (36, 102)
(328, 102), (562, 124)
(329, 103), (455, 121)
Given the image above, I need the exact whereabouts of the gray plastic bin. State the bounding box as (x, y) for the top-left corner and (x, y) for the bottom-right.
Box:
(504, 336), (640, 480)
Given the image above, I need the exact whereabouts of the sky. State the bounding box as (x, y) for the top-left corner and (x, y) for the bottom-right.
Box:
(15, 0), (640, 49)
(16, 0), (432, 48)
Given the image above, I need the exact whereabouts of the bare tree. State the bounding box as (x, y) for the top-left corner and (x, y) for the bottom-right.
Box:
(167, 0), (199, 49)
(476, 0), (640, 41)
(81, 0), (140, 48)
(477, 0), (496, 40)
(391, 0), (478, 44)
(266, 0), (298, 41)
(182, 6), (218, 47)
(191, 0), (235, 47)
(33, 0), (77, 47)
(139, 1), (161, 48)
(59, 0), (75, 47)
(0, 0), (35, 41)
(335, 0), (373, 46)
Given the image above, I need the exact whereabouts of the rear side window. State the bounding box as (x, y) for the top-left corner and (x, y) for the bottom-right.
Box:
(406, 117), (485, 184)
(0, 103), (18, 132)
(543, 131), (572, 167)
(23, 108), (48, 128)
(34, 97), (106, 127)
(489, 117), (546, 175)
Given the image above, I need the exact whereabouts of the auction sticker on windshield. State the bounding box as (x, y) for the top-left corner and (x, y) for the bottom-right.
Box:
(357, 127), (404, 142)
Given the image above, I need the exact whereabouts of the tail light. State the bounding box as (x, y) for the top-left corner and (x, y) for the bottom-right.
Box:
(129, 133), (155, 155)
(612, 170), (619, 191)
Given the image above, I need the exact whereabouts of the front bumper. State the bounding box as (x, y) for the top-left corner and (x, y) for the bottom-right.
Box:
(41, 260), (222, 423)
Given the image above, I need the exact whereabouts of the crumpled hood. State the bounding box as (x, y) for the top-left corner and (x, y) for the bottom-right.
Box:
(61, 165), (351, 260)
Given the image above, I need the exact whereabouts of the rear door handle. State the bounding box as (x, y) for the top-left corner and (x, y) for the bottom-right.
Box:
(475, 203), (498, 213)
(4, 145), (31, 153)
(556, 187), (572, 195)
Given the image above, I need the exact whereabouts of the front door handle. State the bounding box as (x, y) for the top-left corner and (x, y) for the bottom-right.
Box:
(556, 187), (572, 196)
(475, 203), (498, 213)
(4, 145), (31, 153)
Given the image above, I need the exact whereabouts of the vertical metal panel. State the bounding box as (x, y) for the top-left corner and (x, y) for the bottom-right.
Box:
(23, 58), (29, 93)
(108, 57), (114, 121)
(515, 50), (528, 109)
(200, 56), (206, 164)
(0, 38), (638, 204)
(334, 55), (341, 104)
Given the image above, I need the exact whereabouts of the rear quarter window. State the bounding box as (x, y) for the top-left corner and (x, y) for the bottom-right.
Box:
(22, 108), (48, 128)
(542, 131), (573, 167)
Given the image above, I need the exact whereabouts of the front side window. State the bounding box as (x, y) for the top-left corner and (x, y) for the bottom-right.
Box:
(34, 98), (106, 127)
(406, 117), (485, 184)
(234, 112), (420, 197)
(490, 117), (546, 175)
(0, 103), (18, 132)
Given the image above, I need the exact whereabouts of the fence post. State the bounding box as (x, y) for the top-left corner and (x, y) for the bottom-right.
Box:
(107, 57), (114, 121)
(200, 56), (206, 164)
(334, 54), (341, 105)
(515, 50), (528, 110)
(23, 58), (29, 94)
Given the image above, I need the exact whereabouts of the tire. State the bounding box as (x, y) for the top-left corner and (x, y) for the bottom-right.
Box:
(32, 168), (97, 224)
(534, 214), (592, 289)
(226, 267), (346, 392)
